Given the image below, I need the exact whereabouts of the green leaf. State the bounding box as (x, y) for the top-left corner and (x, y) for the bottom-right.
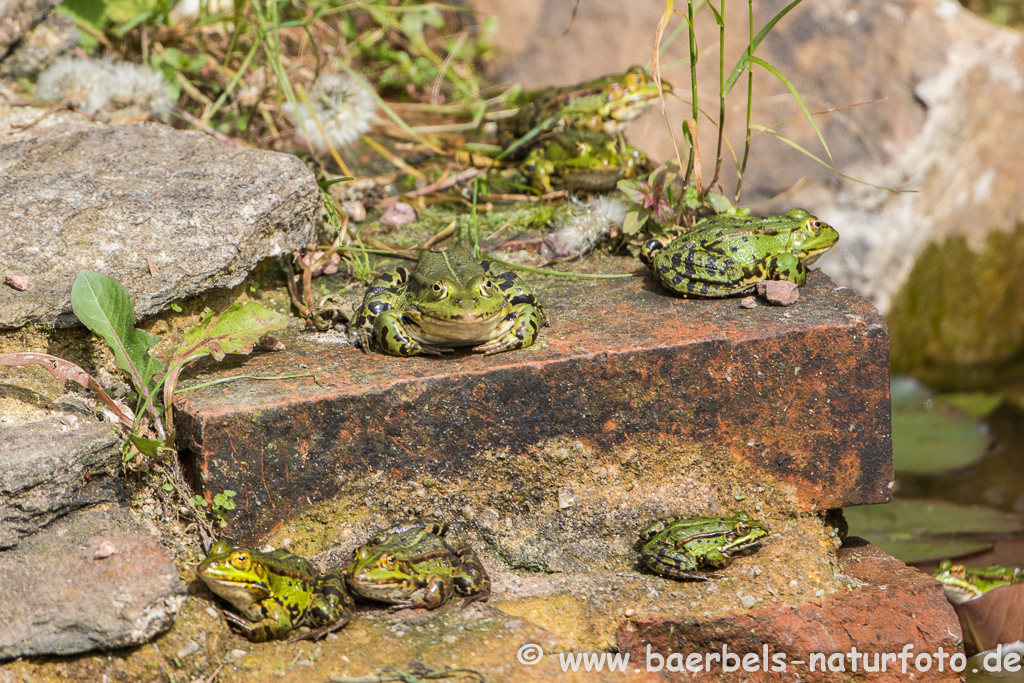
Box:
(71, 272), (166, 398)
(129, 433), (163, 458)
(616, 179), (650, 206)
(936, 392), (1003, 419)
(622, 208), (650, 236)
(705, 192), (733, 214)
(175, 301), (287, 364)
(892, 404), (989, 473)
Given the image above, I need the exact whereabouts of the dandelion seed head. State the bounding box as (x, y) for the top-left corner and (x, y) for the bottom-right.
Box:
(104, 61), (174, 117)
(36, 57), (108, 114)
(284, 73), (377, 153)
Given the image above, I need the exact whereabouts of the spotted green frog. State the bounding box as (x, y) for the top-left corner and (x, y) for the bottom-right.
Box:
(932, 560), (1024, 604)
(640, 209), (840, 297)
(639, 512), (770, 581)
(498, 66), (671, 153)
(347, 247), (547, 357)
(198, 541), (354, 643)
(345, 519), (491, 611)
(519, 129), (650, 192)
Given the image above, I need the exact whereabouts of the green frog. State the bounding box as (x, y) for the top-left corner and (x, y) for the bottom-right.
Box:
(519, 129), (651, 192)
(932, 560), (1024, 604)
(498, 66), (670, 153)
(345, 519), (491, 611)
(198, 541), (354, 643)
(347, 247), (547, 357)
(640, 209), (840, 297)
(638, 512), (770, 581)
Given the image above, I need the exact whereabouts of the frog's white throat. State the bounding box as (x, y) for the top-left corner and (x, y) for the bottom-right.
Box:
(405, 309), (513, 346)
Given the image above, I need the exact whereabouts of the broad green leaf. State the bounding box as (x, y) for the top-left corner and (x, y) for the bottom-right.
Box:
(893, 406), (989, 473)
(128, 433), (163, 458)
(71, 271), (165, 395)
(622, 207), (650, 236)
(616, 179), (650, 205)
(174, 301), (287, 363)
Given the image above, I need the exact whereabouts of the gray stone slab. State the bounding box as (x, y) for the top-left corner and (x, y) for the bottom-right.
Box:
(0, 414), (122, 548)
(0, 504), (186, 661)
(0, 121), (318, 328)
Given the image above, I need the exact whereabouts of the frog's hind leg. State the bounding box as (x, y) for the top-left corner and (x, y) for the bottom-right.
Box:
(767, 253), (807, 286)
(286, 571), (355, 643)
(370, 519), (449, 545)
(373, 309), (455, 357)
(387, 575), (454, 611)
(644, 547), (723, 582)
(450, 543), (492, 607)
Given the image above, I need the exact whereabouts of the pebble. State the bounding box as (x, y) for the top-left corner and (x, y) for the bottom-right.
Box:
(93, 540), (117, 559)
(558, 487), (576, 509)
(380, 202), (416, 227)
(342, 200), (367, 222)
(4, 274), (29, 291)
(739, 595), (758, 609)
(739, 296), (758, 309)
(176, 640), (200, 659)
(756, 280), (800, 306)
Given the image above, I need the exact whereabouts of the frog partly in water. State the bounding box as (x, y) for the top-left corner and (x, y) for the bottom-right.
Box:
(640, 208), (839, 297)
(345, 519), (491, 610)
(198, 541), (354, 642)
(498, 66), (670, 154)
(638, 512), (770, 581)
(347, 247), (547, 357)
(518, 129), (651, 192)
(932, 560), (1024, 604)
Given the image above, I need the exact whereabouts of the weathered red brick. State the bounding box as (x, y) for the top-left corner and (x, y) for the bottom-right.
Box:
(175, 268), (891, 541)
(617, 539), (963, 682)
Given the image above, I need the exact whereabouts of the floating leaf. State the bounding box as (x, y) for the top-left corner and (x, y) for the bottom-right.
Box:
(846, 500), (1024, 563)
(956, 587), (1024, 656)
(938, 392), (1004, 419)
(892, 406), (990, 473)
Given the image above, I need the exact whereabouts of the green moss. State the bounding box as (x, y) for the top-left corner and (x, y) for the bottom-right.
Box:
(888, 224), (1024, 374)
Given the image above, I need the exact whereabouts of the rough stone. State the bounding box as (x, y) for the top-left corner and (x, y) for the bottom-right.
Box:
(176, 264), (891, 543)
(0, 0), (60, 61)
(0, 10), (78, 79)
(0, 120), (318, 328)
(470, 0), (1024, 323)
(0, 415), (122, 548)
(617, 538), (963, 682)
(0, 504), (186, 661)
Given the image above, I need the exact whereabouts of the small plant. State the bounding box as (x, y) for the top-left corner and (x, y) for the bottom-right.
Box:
(191, 490), (236, 528)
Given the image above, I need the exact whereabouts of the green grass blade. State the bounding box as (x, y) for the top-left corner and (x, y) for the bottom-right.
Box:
(748, 55), (830, 160)
(723, 0), (804, 95)
(750, 124), (912, 192)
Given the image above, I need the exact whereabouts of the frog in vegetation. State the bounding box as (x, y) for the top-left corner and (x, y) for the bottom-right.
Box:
(345, 519), (491, 611)
(640, 209), (840, 297)
(498, 65), (671, 153)
(198, 541), (354, 643)
(638, 512), (770, 581)
(519, 129), (651, 192)
(932, 560), (1024, 604)
(347, 247), (547, 357)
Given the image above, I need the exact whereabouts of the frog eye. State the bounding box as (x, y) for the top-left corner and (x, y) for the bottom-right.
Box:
(736, 522), (750, 535)
(478, 279), (494, 298)
(230, 551), (250, 570)
(627, 72), (644, 89)
(431, 282), (448, 300)
(809, 220), (822, 234)
(380, 553), (397, 570)
(951, 565), (966, 579)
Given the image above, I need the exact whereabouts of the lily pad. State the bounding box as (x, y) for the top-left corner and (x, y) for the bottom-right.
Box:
(844, 499), (1024, 564)
(889, 375), (991, 473)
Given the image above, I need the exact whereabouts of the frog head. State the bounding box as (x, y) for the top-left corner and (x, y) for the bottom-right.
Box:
(198, 541), (273, 618)
(404, 248), (514, 345)
(719, 511), (771, 555)
(932, 560), (1022, 604)
(593, 65), (672, 133)
(782, 208), (840, 266)
(345, 544), (418, 597)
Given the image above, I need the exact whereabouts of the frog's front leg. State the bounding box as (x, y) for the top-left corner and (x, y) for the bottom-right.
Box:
(766, 252), (807, 286)
(223, 600), (294, 642)
(373, 309), (455, 357)
(387, 574), (454, 611)
(472, 303), (547, 356)
(450, 543), (491, 607)
(287, 572), (355, 643)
